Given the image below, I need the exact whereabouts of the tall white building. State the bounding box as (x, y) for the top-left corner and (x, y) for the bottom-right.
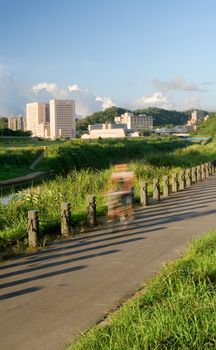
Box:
(26, 102), (50, 137)
(50, 99), (76, 140)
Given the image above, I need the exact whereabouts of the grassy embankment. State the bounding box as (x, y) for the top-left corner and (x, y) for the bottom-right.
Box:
(0, 146), (44, 181)
(0, 138), (64, 181)
(1, 137), (216, 249)
(69, 230), (216, 350)
(0, 138), (187, 246)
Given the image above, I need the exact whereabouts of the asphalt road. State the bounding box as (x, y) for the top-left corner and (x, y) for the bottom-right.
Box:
(1, 175), (216, 350)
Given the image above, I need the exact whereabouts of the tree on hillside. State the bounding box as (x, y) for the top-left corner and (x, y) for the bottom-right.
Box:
(0, 117), (8, 129)
(76, 107), (212, 137)
(133, 107), (189, 126)
(196, 113), (216, 135)
(76, 106), (130, 135)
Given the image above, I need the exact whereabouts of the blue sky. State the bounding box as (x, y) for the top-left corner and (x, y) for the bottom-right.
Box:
(0, 0), (216, 116)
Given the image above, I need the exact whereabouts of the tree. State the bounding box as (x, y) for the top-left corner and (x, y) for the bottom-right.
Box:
(76, 106), (131, 134)
(0, 117), (8, 129)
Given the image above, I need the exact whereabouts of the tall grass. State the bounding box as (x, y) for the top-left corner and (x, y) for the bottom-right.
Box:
(1, 138), (216, 246)
(0, 146), (42, 165)
(37, 137), (188, 172)
(69, 230), (216, 350)
(0, 169), (111, 244)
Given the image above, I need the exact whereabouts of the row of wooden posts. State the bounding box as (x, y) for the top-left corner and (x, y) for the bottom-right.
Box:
(140, 161), (215, 206)
(28, 196), (96, 248)
(28, 161), (216, 248)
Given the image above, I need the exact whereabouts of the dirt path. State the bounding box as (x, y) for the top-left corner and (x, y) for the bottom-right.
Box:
(0, 171), (44, 186)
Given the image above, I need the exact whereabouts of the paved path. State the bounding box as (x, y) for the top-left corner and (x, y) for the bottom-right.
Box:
(1, 175), (216, 350)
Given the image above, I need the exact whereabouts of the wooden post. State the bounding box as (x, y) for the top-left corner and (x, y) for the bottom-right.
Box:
(28, 210), (39, 247)
(163, 175), (169, 197)
(87, 195), (97, 225)
(153, 178), (160, 201)
(179, 171), (185, 191)
(185, 169), (192, 187)
(205, 163), (210, 177)
(131, 186), (135, 204)
(211, 162), (215, 175)
(140, 181), (148, 206)
(201, 164), (206, 180)
(197, 165), (202, 181)
(192, 167), (197, 183)
(61, 202), (72, 237)
(172, 173), (178, 193)
(213, 162), (216, 174)
(208, 162), (212, 176)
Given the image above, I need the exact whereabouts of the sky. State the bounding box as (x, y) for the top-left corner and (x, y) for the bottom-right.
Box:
(0, 0), (216, 117)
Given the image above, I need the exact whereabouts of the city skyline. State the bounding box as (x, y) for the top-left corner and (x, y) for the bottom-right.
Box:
(1, 0), (216, 116)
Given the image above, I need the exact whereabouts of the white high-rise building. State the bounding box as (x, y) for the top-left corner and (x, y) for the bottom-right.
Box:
(26, 102), (50, 137)
(49, 99), (76, 140)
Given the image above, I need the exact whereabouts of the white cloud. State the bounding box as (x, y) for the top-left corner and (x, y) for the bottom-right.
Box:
(135, 92), (174, 110)
(95, 96), (115, 110)
(31, 81), (115, 116)
(32, 82), (68, 98)
(68, 84), (80, 92)
(152, 77), (204, 92)
(0, 65), (117, 117)
(0, 65), (213, 118)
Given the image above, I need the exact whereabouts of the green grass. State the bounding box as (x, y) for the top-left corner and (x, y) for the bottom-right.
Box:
(1, 137), (216, 247)
(37, 137), (188, 172)
(0, 146), (44, 181)
(69, 230), (216, 350)
(0, 166), (33, 181)
(0, 137), (64, 148)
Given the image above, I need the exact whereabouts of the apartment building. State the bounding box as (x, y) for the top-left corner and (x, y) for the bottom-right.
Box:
(115, 112), (153, 131)
(49, 99), (76, 140)
(26, 102), (50, 137)
(26, 100), (76, 139)
(8, 115), (26, 131)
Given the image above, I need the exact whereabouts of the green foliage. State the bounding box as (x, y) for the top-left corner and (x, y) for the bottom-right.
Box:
(197, 113), (216, 136)
(0, 117), (8, 129)
(69, 230), (216, 349)
(76, 107), (210, 136)
(0, 146), (44, 180)
(0, 137), (64, 147)
(2, 138), (216, 246)
(38, 138), (187, 173)
(0, 169), (110, 245)
(133, 107), (190, 126)
(0, 128), (31, 136)
(0, 147), (42, 167)
(76, 107), (130, 134)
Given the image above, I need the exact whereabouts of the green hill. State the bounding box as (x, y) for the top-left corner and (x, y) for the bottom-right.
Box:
(133, 107), (189, 126)
(76, 107), (209, 135)
(196, 113), (216, 135)
(76, 107), (130, 136)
